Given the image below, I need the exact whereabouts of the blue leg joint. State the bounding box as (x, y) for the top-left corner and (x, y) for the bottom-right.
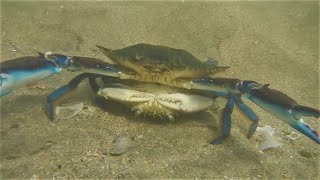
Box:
(212, 96), (234, 144)
(233, 96), (259, 139)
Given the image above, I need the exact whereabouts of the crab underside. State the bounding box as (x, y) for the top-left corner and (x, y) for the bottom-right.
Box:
(96, 79), (215, 120)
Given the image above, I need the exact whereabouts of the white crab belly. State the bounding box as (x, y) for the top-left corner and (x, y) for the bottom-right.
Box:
(97, 87), (214, 117)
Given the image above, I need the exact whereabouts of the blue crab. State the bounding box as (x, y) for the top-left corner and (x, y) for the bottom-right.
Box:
(1, 43), (319, 145)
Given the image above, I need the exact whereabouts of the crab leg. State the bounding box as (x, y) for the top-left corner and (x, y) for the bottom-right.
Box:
(0, 52), (72, 96)
(209, 91), (259, 144)
(46, 73), (97, 119)
(213, 95), (234, 144)
(189, 77), (320, 144)
(46, 57), (121, 120)
(233, 95), (259, 139)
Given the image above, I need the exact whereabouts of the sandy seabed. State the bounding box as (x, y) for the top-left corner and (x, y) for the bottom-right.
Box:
(1, 1), (319, 179)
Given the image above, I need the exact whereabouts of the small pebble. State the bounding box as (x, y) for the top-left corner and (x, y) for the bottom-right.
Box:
(297, 50), (306, 55)
(109, 135), (133, 156)
(285, 132), (301, 141)
(10, 123), (19, 129)
(137, 135), (143, 139)
(299, 150), (316, 158)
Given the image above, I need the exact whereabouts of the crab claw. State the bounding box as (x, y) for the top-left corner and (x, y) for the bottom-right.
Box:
(189, 77), (319, 144)
(0, 52), (72, 96)
(241, 82), (320, 144)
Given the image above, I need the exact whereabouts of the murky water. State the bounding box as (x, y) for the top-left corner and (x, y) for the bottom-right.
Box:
(1, 1), (319, 179)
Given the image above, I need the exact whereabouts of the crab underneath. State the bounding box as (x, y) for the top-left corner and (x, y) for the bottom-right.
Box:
(96, 78), (215, 120)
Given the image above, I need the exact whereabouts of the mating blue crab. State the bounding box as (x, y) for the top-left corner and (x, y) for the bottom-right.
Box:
(1, 43), (319, 144)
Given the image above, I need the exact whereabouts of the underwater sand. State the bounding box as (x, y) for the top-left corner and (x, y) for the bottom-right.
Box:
(1, 1), (319, 179)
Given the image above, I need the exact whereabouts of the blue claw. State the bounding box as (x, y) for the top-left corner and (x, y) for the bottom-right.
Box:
(0, 53), (120, 97)
(0, 52), (72, 96)
(242, 83), (320, 144)
(191, 77), (320, 144)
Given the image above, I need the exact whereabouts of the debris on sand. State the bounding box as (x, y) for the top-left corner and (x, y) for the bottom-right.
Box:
(56, 102), (84, 119)
(109, 135), (133, 156)
(256, 125), (282, 150)
(27, 82), (46, 89)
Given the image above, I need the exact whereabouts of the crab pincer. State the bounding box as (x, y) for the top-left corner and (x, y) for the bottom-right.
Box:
(240, 82), (320, 144)
(0, 52), (72, 96)
(190, 77), (320, 144)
